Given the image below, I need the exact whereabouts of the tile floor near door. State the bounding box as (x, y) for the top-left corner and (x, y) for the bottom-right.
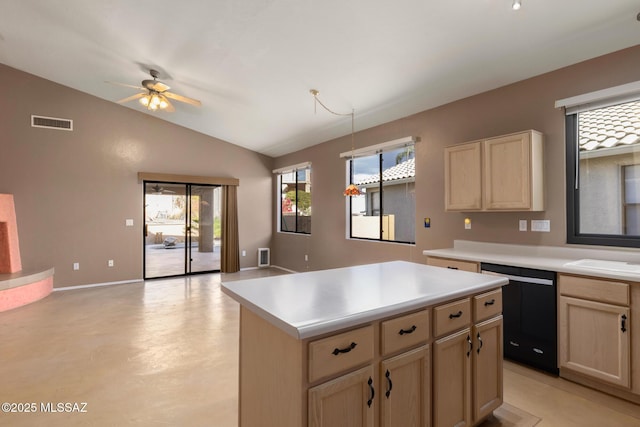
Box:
(0, 269), (639, 426)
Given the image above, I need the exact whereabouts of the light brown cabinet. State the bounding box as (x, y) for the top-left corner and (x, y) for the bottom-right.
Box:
(433, 327), (473, 427)
(380, 345), (430, 427)
(432, 294), (504, 427)
(472, 316), (503, 421)
(309, 365), (375, 427)
(426, 256), (479, 273)
(444, 130), (544, 211)
(559, 274), (631, 388)
(444, 142), (483, 210)
(237, 288), (503, 427)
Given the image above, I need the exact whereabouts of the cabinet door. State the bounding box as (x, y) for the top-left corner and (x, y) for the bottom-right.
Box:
(473, 316), (503, 423)
(559, 296), (630, 388)
(445, 142), (482, 211)
(483, 132), (531, 210)
(380, 345), (430, 427)
(433, 328), (472, 427)
(308, 365), (375, 427)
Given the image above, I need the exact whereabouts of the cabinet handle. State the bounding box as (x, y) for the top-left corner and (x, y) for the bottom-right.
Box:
(332, 342), (357, 355)
(367, 377), (375, 408)
(467, 335), (473, 358)
(484, 299), (495, 306)
(398, 325), (417, 335)
(509, 341), (520, 347)
(621, 314), (627, 333)
(449, 310), (463, 319)
(477, 332), (483, 354)
(385, 369), (393, 398)
(446, 266), (459, 270)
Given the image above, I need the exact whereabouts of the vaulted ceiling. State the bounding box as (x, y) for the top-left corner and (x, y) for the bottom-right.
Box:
(1, 1), (638, 157)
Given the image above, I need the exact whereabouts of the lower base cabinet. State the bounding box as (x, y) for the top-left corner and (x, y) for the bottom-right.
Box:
(433, 328), (472, 427)
(473, 316), (504, 422)
(433, 316), (503, 427)
(238, 288), (503, 427)
(558, 274), (631, 389)
(381, 345), (431, 427)
(309, 366), (375, 427)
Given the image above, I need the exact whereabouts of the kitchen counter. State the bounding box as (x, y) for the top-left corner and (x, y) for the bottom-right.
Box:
(225, 260), (508, 427)
(221, 260), (507, 339)
(423, 240), (640, 282)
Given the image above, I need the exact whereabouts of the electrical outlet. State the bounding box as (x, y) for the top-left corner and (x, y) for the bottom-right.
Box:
(305, 254), (309, 261)
(73, 262), (80, 270)
(519, 220), (527, 231)
(464, 218), (471, 230)
(531, 219), (551, 232)
(108, 260), (114, 267)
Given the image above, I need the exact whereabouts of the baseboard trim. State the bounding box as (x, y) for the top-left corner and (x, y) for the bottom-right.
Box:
(53, 279), (143, 292)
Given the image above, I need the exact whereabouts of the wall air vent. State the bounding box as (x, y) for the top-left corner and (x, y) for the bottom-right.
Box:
(258, 248), (270, 267)
(31, 115), (73, 131)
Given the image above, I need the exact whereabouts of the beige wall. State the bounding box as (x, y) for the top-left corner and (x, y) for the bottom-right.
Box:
(272, 45), (640, 272)
(0, 64), (273, 287)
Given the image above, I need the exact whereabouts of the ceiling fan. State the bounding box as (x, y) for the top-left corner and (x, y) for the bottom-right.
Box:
(108, 69), (201, 112)
(148, 184), (176, 195)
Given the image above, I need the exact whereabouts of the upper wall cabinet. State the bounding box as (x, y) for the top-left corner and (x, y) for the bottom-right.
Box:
(444, 130), (544, 212)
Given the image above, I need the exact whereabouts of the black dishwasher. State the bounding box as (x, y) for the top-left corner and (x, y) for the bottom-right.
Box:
(481, 263), (558, 375)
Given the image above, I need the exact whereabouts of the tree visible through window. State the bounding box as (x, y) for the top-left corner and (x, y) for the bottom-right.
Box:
(278, 166), (311, 234)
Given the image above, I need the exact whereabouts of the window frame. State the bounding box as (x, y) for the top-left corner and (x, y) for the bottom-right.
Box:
(345, 142), (416, 245)
(276, 164), (312, 235)
(565, 101), (640, 248)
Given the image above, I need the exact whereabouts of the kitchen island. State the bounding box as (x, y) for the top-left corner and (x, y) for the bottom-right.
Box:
(221, 260), (508, 427)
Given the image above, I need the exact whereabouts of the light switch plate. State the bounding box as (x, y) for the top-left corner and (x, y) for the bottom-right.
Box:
(531, 220), (550, 232)
(125, 219), (134, 226)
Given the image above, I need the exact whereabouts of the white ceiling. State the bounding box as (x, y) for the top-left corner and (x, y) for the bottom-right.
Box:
(1, 1), (638, 157)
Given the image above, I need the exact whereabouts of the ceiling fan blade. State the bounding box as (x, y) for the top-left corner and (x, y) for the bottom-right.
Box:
(106, 81), (146, 91)
(143, 79), (170, 92)
(161, 96), (176, 112)
(116, 93), (146, 104)
(164, 91), (202, 107)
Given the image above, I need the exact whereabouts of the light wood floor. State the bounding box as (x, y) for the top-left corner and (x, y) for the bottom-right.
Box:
(0, 269), (638, 426)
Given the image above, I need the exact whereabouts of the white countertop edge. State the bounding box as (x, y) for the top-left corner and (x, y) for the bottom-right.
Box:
(423, 240), (640, 281)
(222, 274), (507, 340)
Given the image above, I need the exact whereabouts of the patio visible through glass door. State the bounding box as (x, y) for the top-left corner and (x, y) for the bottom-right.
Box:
(144, 182), (221, 279)
(188, 185), (221, 274)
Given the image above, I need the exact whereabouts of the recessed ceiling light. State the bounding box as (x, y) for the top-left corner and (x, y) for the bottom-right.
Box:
(512, 0), (522, 10)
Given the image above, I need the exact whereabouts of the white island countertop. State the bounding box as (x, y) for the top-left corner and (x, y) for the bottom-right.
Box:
(221, 260), (507, 340)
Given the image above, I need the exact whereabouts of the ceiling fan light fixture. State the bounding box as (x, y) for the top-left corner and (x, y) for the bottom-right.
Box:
(150, 94), (161, 107)
(139, 95), (150, 106)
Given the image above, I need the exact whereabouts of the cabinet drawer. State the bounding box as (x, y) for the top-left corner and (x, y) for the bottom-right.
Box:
(434, 298), (471, 337)
(427, 257), (479, 272)
(308, 325), (374, 383)
(473, 289), (502, 322)
(381, 309), (430, 356)
(559, 275), (629, 306)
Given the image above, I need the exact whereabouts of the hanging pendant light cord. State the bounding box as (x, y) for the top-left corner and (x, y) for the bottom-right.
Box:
(310, 89), (355, 153)
(310, 89), (360, 196)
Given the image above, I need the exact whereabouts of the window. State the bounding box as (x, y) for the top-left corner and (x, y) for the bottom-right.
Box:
(345, 139), (416, 244)
(276, 163), (311, 234)
(565, 97), (640, 247)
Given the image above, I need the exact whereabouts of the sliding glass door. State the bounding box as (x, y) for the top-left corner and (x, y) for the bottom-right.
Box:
(144, 182), (221, 279)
